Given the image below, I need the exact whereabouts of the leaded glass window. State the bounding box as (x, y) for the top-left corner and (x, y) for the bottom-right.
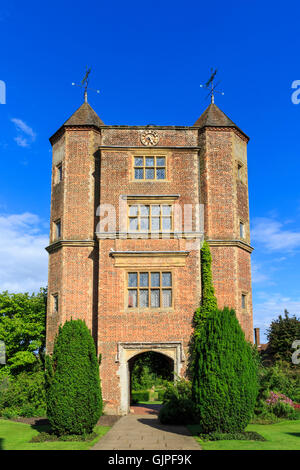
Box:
(133, 156), (166, 180)
(127, 272), (172, 308)
(128, 204), (172, 232)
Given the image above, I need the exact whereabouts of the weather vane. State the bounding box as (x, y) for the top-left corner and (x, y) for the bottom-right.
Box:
(72, 67), (100, 103)
(200, 68), (224, 104)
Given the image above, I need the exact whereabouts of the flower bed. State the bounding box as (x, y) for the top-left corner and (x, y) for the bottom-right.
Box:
(266, 391), (294, 406)
(265, 391), (299, 420)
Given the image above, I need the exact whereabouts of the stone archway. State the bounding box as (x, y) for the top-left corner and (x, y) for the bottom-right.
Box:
(128, 351), (174, 406)
(116, 342), (185, 415)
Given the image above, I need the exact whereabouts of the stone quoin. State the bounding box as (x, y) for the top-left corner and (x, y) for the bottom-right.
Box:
(45, 101), (254, 415)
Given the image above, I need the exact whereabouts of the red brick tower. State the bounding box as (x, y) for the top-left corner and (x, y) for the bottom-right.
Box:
(46, 102), (103, 352)
(46, 100), (253, 415)
(195, 104), (253, 340)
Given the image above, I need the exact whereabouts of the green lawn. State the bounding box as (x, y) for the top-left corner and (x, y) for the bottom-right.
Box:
(188, 420), (300, 450)
(0, 419), (110, 450)
(137, 401), (163, 405)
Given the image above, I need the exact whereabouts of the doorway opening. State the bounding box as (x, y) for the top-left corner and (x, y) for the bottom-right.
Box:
(128, 351), (174, 406)
(117, 341), (184, 414)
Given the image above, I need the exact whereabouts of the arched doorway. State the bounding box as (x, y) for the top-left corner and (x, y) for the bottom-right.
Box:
(128, 351), (174, 406)
(116, 341), (185, 414)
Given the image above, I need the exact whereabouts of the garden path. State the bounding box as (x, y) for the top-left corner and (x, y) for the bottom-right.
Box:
(91, 409), (201, 450)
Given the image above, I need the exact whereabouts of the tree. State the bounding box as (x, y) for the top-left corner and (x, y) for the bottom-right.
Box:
(192, 307), (258, 433)
(0, 288), (47, 376)
(267, 310), (300, 363)
(45, 319), (102, 435)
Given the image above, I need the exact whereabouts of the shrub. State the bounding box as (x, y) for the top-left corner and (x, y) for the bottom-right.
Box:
(251, 412), (280, 425)
(157, 389), (166, 401)
(264, 391), (298, 420)
(0, 407), (19, 419)
(192, 306), (259, 433)
(270, 400), (298, 420)
(131, 390), (150, 402)
(254, 363), (300, 422)
(159, 378), (197, 424)
(45, 319), (102, 435)
(198, 431), (266, 441)
(266, 390), (294, 407)
(30, 431), (98, 443)
(254, 387), (300, 422)
(0, 370), (46, 417)
(20, 403), (46, 418)
(257, 363), (300, 403)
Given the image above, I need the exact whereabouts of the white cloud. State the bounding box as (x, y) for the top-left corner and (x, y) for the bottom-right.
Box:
(14, 136), (29, 148)
(251, 261), (270, 284)
(11, 119), (36, 139)
(11, 118), (36, 148)
(0, 212), (48, 293)
(252, 217), (300, 252)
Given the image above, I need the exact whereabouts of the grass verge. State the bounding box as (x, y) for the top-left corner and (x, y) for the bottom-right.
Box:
(0, 419), (110, 450)
(187, 419), (300, 450)
(135, 401), (163, 405)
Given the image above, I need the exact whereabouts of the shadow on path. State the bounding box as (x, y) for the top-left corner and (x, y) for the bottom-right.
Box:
(137, 417), (194, 437)
(131, 403), (162, 415)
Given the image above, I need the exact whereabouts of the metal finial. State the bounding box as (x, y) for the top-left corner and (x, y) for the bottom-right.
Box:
(72, 67), (100, 103)
(200, 68), (224, 104)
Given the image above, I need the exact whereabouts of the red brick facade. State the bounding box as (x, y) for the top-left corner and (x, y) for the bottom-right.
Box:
(46, 102), (254, 414)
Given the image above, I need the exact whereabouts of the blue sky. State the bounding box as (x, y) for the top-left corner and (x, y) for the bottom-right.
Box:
(0, 0), (300, 341)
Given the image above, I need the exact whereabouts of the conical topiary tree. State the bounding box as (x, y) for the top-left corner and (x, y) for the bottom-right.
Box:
(192, 306), (258, 433)
(45, 319), (102, 435)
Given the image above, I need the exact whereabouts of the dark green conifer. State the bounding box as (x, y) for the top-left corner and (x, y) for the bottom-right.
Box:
(192, 307), (258, 432)
(192, 242), (258, 432)
(45, 319), (102, 435)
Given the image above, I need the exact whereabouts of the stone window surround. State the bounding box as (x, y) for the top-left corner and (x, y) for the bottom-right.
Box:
(133, 155), (166, 181)
(52, 293), (59, 314)
(127, 202), (173, 233)
(130, 148), (171, 183)
(53, 219), (61, 241)
(241, 292), (248, 310)
(239, 220), (245, 240)
(126, 270), (173, 310)
(55, 162), (62, 184)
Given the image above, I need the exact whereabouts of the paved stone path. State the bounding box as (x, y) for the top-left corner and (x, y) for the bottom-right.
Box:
(130, 404), (162, 415)
(92, 414), (201, 450)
